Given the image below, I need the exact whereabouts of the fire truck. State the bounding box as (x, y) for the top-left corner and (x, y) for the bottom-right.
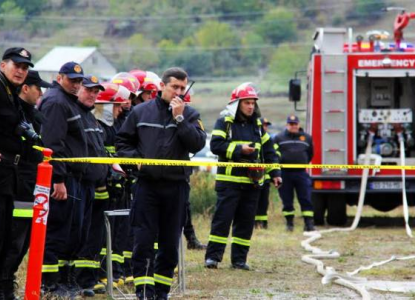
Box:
(289, 10), (415, 225)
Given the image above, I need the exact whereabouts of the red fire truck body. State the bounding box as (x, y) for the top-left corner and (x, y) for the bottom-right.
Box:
(296, 25), (415, 225)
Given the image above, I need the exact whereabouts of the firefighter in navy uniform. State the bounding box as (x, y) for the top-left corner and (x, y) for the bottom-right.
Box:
(0, 47), (33, 299)
(273, 115), (315, 232)
(39, 62), (89, 295)
(116, 67), (206, 300)
(71, 76), (108, 297)
(254, 118), (280, 229)
(91, 83), (132, 290)
(204, 83), (282, 270)
(1, 71), (51, 300)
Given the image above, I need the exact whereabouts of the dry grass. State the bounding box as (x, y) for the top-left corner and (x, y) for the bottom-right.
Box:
(16, 204), (415, 299)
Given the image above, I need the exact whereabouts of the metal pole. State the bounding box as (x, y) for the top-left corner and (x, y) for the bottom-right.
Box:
(104, 212), (114, 298)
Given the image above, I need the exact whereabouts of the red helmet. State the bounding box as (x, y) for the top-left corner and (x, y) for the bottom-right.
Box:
(96, 83), (130, 104)
(139, 80), (159, 99)
(111, 72), (140, 94)
(129, 69), (147, 86)
(229, 82), (258, 104)
(145, 71), (161, 90)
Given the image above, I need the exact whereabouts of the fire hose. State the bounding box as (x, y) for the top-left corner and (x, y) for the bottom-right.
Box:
(301, 131), (415, 299)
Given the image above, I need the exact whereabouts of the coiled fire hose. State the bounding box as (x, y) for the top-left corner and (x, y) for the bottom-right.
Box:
(301, 131), (415, 299)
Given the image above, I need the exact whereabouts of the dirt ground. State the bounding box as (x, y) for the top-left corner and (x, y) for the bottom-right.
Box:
(173, 206), (415, 300)
(16, 205), (415, 299)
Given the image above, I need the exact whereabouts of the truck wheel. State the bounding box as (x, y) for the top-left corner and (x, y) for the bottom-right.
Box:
(312, 194), (327, 225)
(327, 195), (347, 226)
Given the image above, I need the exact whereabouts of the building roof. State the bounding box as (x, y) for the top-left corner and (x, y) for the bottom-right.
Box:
(34, 46), (97, 71)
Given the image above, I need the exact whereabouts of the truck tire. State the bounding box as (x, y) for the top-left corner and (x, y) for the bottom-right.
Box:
(327, 195), (347, 226)
(312, 194), (327, 225)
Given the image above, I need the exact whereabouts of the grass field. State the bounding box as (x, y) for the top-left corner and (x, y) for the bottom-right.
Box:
(16, 200), (415, 299)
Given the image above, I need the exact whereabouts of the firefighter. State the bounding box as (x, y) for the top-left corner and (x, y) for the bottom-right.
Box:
(0, 47), (33, 299)
(71, 76), (108, 297)
(134, 79), (159, 105)
(87, 83), (131, 292)
(39, 62), (90, 296)
(116, 67), (206, 300)
(1, 70), (49, 299)
(254, 117), (280, 229)
(204, 83), (282, 270)
(273, 115), (315, 232)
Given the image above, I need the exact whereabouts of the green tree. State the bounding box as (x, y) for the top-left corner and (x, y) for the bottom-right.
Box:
(124, 33), (160, 70)
(269, 43), (309, 80)
(80, 38), (100, 48)
(255, 8), (297, 45)
(0, 0), (25, 29)
(15, 0), (47, 15)
(195, 21), (240, 48)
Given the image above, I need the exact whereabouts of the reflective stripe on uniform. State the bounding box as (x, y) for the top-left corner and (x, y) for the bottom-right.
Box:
(261, 132), (270, 144)
(154, 273), (173, 286)
(216, 174), (264, 185)
(42, 264), (59, 273)
(273, 143), (281, 158)
(100, 248), (107, 256)
(226, 142), (237, 160)
(224, 116), (234, 123)
(255, 215), (268, 221)
(302, 210), (314, 217)
(13, 208), (33, 218)
(231, 237), (250, 247)
(74, 260), (100, 268)
(134, 276), (155, 286)
(154, 242), (159, 250)
(95, 191), (109, 200)
(283, 211), (295, 217)
(58, 260), (70, 267)
(123, 251), (132, 259)
(209, 234), (227, 244)
(105, 146), (116, 154)
(212, 129), (226, 138)
(112, 254), (124, 263)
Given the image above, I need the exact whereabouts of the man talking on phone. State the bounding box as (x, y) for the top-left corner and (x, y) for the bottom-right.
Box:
(116, 67), (206, 300)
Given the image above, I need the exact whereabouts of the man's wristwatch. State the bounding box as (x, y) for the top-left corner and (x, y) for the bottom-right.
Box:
(175, 114), (184, 123)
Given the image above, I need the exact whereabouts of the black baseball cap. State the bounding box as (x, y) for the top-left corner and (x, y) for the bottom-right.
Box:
(287, 114), (300, 124)
(261, 117), (272, 126)
(59, 61), (84, 79)
(24, 70), (52, 88)
(82, 75), (105, 91)
(2, 47), (34, 67)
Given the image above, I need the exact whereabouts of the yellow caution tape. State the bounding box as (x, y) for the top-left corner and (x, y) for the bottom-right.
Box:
(49, 157), (415, 170)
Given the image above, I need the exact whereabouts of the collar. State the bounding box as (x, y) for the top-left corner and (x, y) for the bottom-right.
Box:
(18, 96), (35, 111)
(156, 95), (170, 109)
(77, 100), (94, 112)
(53, 81), (79, 102)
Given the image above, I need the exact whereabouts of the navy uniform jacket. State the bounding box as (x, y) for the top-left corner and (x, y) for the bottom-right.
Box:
(116, 96), (206, 181)
(273, 128), (314, 171)
(0, 72), (22, 156)
(39, 82), (88, 183)
(77, 102), (108, 185)
(17, 99), (43, 201)
(210, 114), (280, 188)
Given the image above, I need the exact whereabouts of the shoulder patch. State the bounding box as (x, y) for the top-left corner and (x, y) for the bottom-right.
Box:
(299, 135), (306, 141)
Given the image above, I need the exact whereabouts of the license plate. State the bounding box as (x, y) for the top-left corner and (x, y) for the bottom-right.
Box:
(370, 182), (402, 190)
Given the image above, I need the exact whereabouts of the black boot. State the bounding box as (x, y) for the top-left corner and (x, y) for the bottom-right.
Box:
(285, 216), (294, 232)
(186, 233), (206, 250)
(304, 217), (315, 232)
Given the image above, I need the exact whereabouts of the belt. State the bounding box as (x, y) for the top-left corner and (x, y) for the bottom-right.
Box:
(0, 152), (21, 166)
